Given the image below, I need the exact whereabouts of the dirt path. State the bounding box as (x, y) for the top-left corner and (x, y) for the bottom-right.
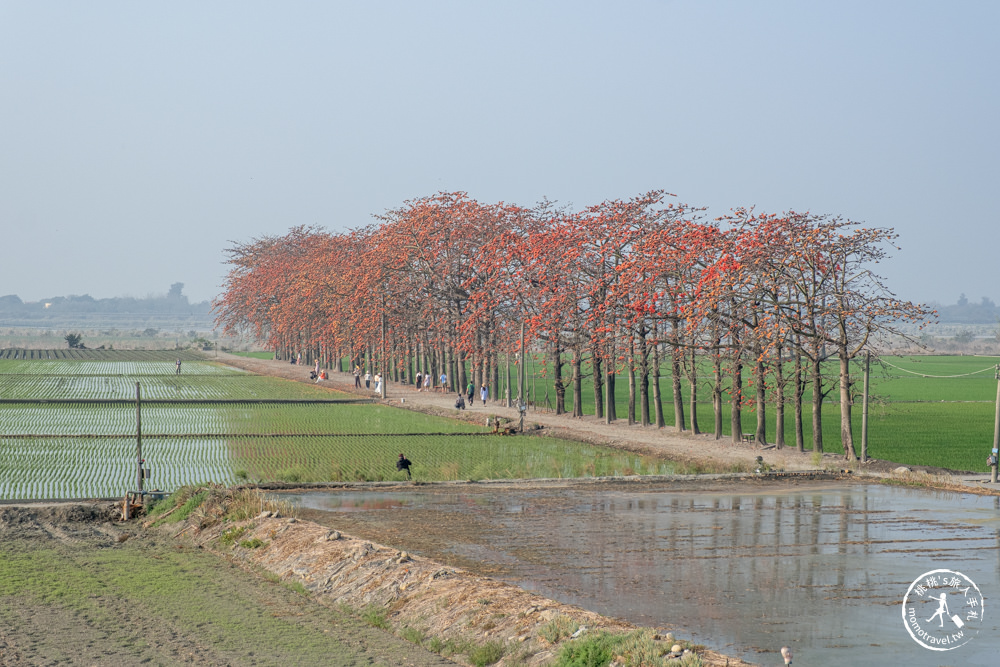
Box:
(217, 352), (862, 475)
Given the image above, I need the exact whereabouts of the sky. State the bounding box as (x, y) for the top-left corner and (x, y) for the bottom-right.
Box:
(1, 1), (997, 307)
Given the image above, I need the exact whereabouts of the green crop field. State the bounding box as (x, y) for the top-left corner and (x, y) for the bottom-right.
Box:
(229, 351), (276, 360)
(0, 352), (675, 500)
(488, 353), (1000, 471)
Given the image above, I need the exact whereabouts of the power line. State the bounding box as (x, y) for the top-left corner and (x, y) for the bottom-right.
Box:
(879, 358), (998, 379)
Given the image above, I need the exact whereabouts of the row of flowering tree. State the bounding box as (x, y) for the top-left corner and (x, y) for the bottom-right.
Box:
(214, 191), (933, 459)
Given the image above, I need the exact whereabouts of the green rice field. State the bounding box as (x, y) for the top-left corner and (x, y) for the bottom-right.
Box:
(498, 353), (1000, 472)
(0, 353), (674, 500)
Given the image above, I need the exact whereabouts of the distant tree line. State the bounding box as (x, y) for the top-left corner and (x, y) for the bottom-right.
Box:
(0, 283), (212, 318)
(929, 294), (1000, 324)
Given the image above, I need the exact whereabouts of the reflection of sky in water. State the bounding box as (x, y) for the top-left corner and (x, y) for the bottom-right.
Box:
(284, 491), (415, 513)
(281, 484), (1000, 666)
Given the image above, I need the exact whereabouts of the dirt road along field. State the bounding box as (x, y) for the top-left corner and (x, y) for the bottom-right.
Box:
(217, 352), (907, 476)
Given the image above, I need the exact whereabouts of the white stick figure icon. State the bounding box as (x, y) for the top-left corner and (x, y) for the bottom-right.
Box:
(927, 593), (949, 627)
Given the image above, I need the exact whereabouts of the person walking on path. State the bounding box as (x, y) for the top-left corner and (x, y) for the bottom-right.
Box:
(480, 383), (488, 406)
(467, 381), (475, 405)
(365, 370), (371, 389)
(415, 372), (423, 392)
(439, 372), (448, 393)
(396, 453), (412, 480)
(354, 366), (362, 388)
(423, 373), (431, 392)
(175, 358), (182, 375)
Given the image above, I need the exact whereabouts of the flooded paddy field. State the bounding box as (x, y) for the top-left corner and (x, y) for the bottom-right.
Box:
(282, 478), (1000, 666)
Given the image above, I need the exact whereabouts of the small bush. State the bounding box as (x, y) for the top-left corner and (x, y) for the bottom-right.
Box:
(468, 640), (505, 666)
(170, 490), (209, 523)
(277, 467), (308, 483)
(539, 615), (580, 644)
(400, 627), (424, 645)
(145, 495), (175, 517)
(283, 580), (309, 596)
(219, 526), (248, 546)
(362, 606), (390, 630)
(224, 488), (291, 521)
(152, 486), (292, 529)
(555, 629), (703, 667)
(239, 538), (266, 549)
(554, 632), (615, 667)
(425, 636), (468, 658)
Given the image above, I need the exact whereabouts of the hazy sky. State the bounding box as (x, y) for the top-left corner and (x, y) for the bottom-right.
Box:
(2, 1), (996, 306)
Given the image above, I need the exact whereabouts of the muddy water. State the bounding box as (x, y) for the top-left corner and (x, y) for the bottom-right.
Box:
(281, 481), (1000, 666)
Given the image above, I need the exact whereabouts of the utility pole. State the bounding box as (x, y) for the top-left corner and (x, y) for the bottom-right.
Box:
(518, 321), (526, 432)
(992, 365), (999, 483)
(518, 322), (526, 403)
(135, 382), (143, 494)
(504, 344), (511, 408)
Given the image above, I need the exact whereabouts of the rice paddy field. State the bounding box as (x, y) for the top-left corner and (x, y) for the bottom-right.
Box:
(0, 352), (674, 500)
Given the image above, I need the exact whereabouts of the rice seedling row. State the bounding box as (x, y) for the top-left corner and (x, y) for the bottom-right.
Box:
(0, 375), (345, 401)
(0, 436), (236, 499)
(3, 425), (662, 498)
(0, 360), (245, 377)
(227, 433), (675, 485)
(0, 403), (485, 438)
(0, 349), (208, 361)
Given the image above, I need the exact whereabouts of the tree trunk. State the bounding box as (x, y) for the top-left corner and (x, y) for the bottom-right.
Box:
(652, 337), (665, 428)
(794, 352), (805, 452)
(713, 350), (723, 439)
(592, 343), (604, 420)
(811, 352), (824, 453)
(490, 351), (499, 403)
(671, 322), (685, 432)
(638, 329), (650, 427)
(627, 336), (636, 425)
(839, 349), (856, 460)
(606, 338), (617, 423)
(754, 350), (767, 446)
(572, 351), (583, 417)
(505, 349), (511, 408)
(551, 341), (566, 415)
(731, 354), (743, 445)
(606, 368), (617, 423)
(774, 343), (785, 448)
(688, 345), (700, 435)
